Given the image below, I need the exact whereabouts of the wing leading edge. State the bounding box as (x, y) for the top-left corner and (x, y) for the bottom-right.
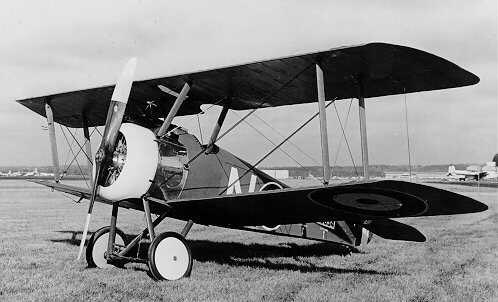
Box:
(17, 42), (479, 128)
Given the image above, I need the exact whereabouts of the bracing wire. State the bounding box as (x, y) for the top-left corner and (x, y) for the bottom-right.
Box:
(59, 126), (89, 188)
(58, 125), (79, 181)
(200, 97), (228, 114)
(332, 99), (352, 166)
(404, 89), (413, 180)
(58, 125), (74, 173)
(94, 126), (103, 138)
(219, 100), (335, 196)
(232, 111), (322, 182)
(333, 101), (359, 176)
(214, 63), (315, 145)
(185, 62), (315, 167)
(58, 126), (96, 187)
(193, 96), (228, 145)
(66, 127), (91, 162)
(64, 129), (90, 188)
(250, 112), (321, 166)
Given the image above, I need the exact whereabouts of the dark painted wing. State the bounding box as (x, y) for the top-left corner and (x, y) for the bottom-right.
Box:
(17, 42), (478, 127)
(363, 219), (426, 242)
(164, 180), (487, 226)
(30, 179), (141, 211)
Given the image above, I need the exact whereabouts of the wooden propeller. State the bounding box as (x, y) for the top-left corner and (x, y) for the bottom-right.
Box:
(76, 58), (137, 260)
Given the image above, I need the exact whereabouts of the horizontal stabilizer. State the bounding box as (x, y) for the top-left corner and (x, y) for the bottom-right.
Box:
(363, 219), (426, 242)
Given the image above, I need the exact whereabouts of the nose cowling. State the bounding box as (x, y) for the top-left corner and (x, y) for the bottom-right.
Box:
(96, 123), (159, 201)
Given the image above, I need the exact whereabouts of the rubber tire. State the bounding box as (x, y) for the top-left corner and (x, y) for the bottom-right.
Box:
(86, 226), (127, 268)
(148, 232), (193, 281)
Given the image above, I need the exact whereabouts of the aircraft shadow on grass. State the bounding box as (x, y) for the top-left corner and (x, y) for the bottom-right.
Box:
(51, 230), (397, 276)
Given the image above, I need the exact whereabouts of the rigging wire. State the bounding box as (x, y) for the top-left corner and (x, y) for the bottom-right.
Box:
(66, 127), (92, 162)
(332, 99), (352, 165)
(214, 63), (315, 145)
(59, 126), (90, 188)
(57, 126), (96, 185)
(64, 128), (90, 188)
(199, 97), (228, 114)
(250, 111), (321, 166)
(333, 100), (359, 176)
(189, 97), (228, 146)
(185, 62), (316, 167)
(58, 125), (74, 173)
(403, 89), (413, 181)
(94, 126), (103, 138)
(232, 111), (322, 182)
(219, 100), (335, 196)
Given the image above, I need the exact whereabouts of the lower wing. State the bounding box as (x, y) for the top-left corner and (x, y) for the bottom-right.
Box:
(32, 179), (486, 242)
(29, 179), (142, 211)
(164, 180), (487, 226)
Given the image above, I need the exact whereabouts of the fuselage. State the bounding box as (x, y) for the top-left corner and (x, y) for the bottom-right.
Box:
(97, 123), (285, 203)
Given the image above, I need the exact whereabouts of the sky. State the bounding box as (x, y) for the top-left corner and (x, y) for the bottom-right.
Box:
(0, 0), (496, 168)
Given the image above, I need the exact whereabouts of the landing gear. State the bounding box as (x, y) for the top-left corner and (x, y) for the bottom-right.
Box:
(86, 226), (126, 268)
(148, 232), (193, 281)
(92, 198), (195, 280)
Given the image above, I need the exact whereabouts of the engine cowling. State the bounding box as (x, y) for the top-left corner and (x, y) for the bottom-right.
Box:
(97, 123), (159, 201)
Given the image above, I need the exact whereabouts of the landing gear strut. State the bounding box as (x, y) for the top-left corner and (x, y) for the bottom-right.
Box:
(86, 226), (127, 268)
(85, 198), (194, 281)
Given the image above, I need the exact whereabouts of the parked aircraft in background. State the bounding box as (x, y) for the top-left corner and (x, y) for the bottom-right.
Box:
(447, 165), (487, 181)
(1, 170), (22, 177)
(482, 154), (498, 179)
(23, 168), (39, 177)
(17, 42), (487, 281)
(447, 154), (498, 181)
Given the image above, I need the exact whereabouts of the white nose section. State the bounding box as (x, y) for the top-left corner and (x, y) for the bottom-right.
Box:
(97, 123), (159, 201)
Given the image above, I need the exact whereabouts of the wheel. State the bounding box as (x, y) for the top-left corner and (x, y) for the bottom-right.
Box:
(148, 232), (193, 281)
(86, 226), (126, 268)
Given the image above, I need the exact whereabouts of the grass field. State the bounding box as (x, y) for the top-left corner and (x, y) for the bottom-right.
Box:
(0, 180), (496, 301)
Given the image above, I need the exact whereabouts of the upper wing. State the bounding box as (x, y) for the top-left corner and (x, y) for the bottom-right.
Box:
(163, 180), (487, 226)
(17, 42), (478, 128)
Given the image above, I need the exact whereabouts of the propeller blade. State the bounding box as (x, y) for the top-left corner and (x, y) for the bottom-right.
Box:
(76, 58), (137, 260)
(76, 159), (102, 260)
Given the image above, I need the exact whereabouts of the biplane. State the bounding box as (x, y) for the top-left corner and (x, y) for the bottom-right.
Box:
(17, 42), (487, 281)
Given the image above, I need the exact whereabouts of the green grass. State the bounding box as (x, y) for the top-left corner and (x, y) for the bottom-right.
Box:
(0, 180), (496, 301)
